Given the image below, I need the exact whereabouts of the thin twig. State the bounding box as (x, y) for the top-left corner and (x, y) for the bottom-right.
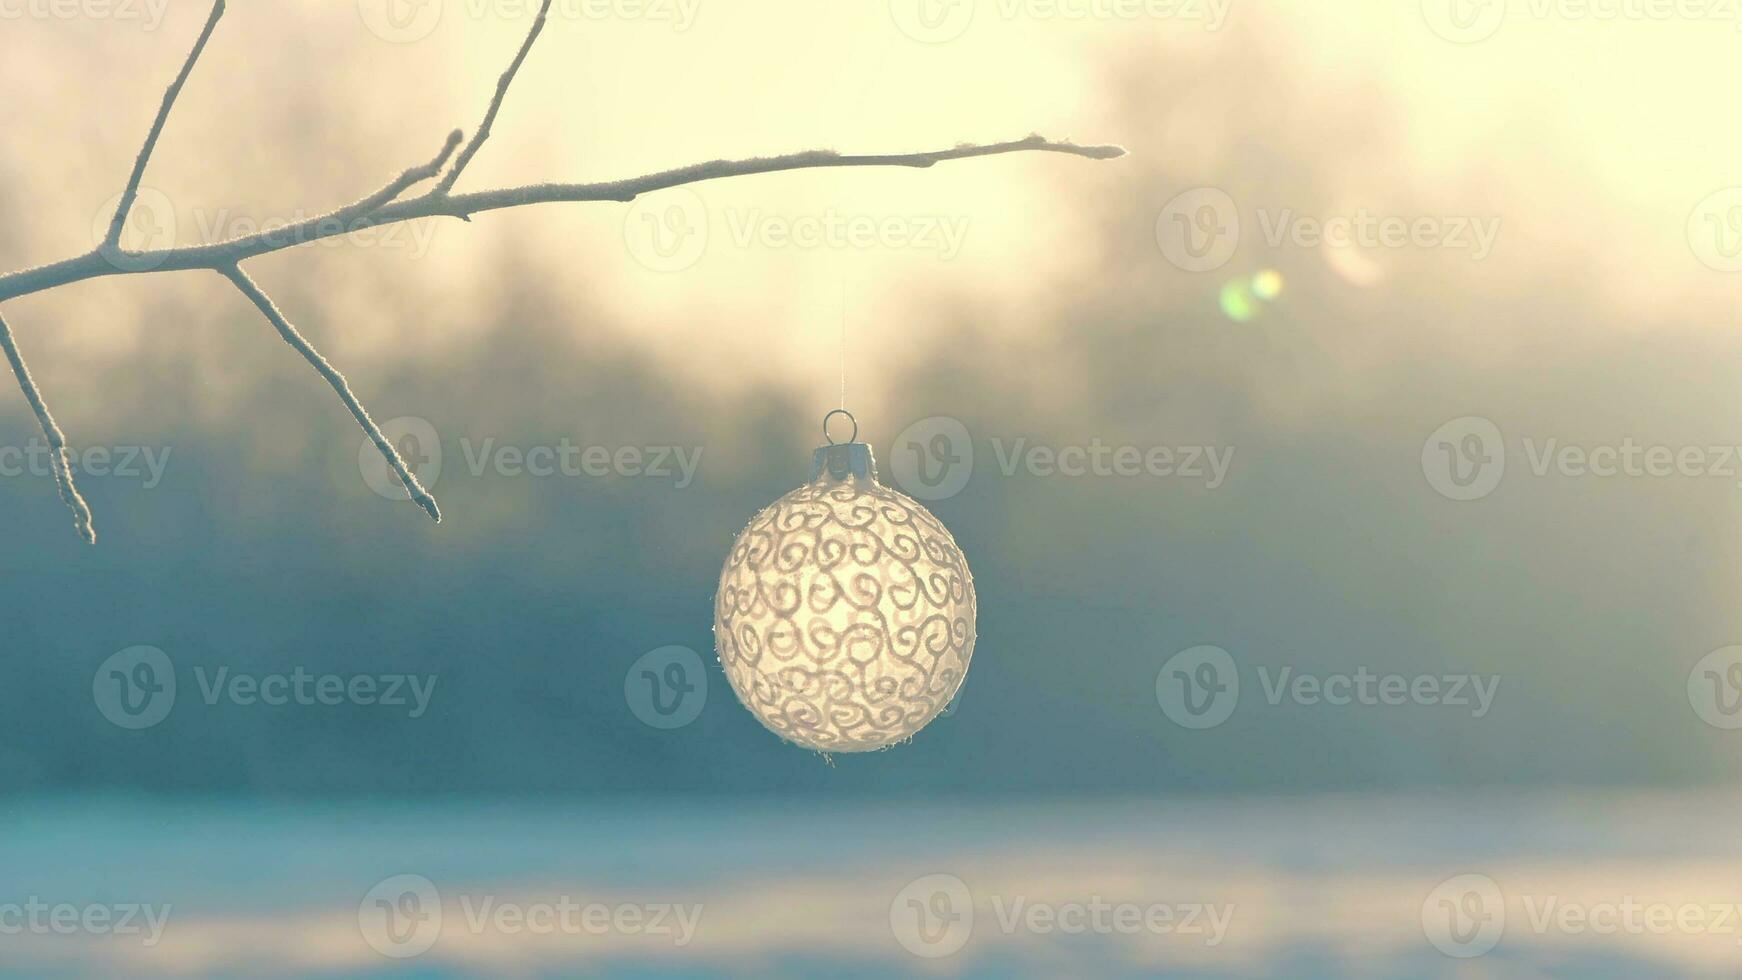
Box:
(436, 0), (553, 198)
(0, 311), (95, 544)
(220, 265), (441, 524)
(348, 129), (465, 219)
(103, 0), (226, 248)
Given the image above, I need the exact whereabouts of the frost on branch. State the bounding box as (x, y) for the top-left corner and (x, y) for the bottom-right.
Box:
(0, 0), (1123, 542)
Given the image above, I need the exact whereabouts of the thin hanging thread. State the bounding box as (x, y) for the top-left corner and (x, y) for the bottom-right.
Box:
(839, 274), (847, 411)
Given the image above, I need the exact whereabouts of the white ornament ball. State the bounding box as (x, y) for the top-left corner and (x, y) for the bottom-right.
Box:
(714, 437), (976, 752)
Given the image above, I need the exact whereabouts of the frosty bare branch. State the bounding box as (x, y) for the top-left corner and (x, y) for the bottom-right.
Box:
(437, 0), (554, 199)
(0, 135), (1124, 305)
(0, 0), (1124, 541)
(221, 264), (442, 523)
(104, 0), (226, 250)
(0, 311), (95, 544)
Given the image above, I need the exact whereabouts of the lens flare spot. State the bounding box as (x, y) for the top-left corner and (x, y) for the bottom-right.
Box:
(1251, 268), (1284, 300)
(1219, 280), (1257, 322)
(1323, 244), (1386, 287)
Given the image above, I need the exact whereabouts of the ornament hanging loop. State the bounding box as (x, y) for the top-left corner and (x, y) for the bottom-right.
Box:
(823, 409), (858, 446)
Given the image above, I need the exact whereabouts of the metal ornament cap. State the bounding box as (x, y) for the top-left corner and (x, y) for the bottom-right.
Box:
(810, 442), (877, 486)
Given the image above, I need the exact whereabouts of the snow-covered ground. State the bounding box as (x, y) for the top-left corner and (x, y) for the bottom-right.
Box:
(3, 789), (1739, 978)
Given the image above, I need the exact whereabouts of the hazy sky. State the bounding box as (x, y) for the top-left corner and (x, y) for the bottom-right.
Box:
(5, 1), (1742, 795)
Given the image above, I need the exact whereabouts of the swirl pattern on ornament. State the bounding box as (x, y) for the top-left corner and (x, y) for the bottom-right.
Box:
(715, 478), (976, 752)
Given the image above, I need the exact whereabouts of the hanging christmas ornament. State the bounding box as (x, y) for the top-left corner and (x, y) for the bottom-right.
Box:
(714, 410), (976, 752)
